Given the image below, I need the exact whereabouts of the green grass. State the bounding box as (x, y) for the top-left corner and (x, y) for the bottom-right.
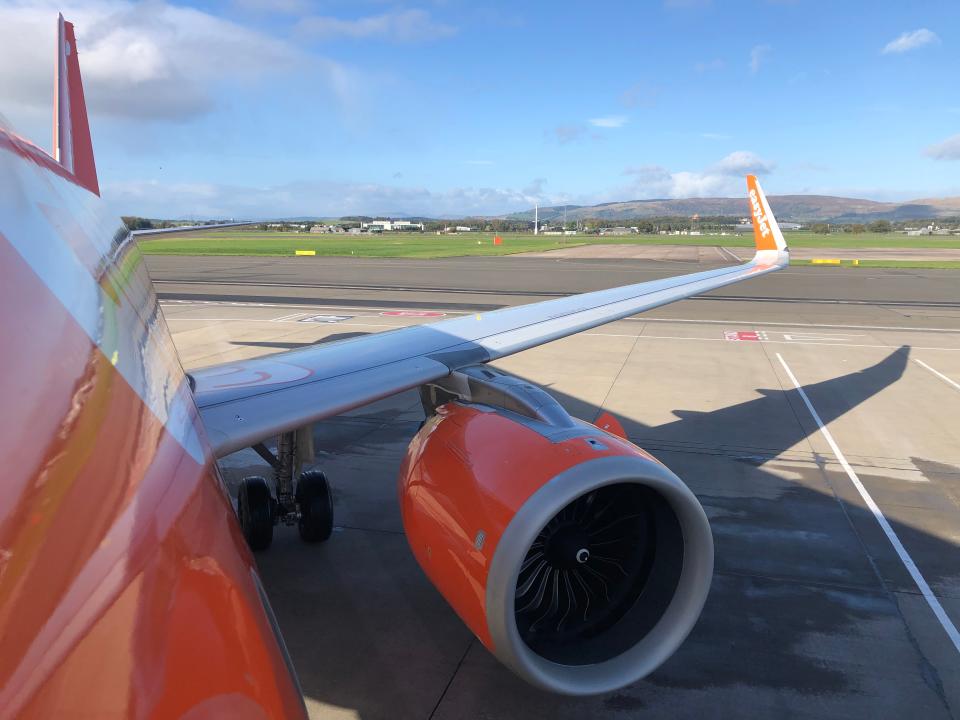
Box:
(137, 229), (960, 257)
(793, 259), (960, 269)
(561, 231), (960, 249)
(775, 232), (960, 249)
(139, 231), (571, 257)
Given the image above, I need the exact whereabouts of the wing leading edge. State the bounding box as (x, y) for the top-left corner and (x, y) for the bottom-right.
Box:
(192, 176), (789, 457)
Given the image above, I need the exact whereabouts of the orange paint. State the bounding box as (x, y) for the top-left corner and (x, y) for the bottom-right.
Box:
(0, 147), (305, 715)
(594, 411), (627, 439)
(747, 174), (778, 251)
(398, 403), (659, 650)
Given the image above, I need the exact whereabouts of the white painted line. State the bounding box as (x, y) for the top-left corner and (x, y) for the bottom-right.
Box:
(162, 314), (960, 352)
(158, 301), (960, 334)
(271, 312), (310, 322)
(166, 317), (398, 329)
(164, 317), (960, 351)
(581, 333), (960, 352)
(718, 246), (743, 263)
(781, 332), (867, 342)
(626, 317), (960, 334)
(776, 352), (960, 656)
(914, 359), (960, 392)
(161, 300), (465, 316)
(157, 279), (503, 296)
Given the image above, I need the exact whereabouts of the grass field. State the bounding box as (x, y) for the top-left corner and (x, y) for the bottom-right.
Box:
(791, 259), (960, 269)
(137, 230), (960, 259)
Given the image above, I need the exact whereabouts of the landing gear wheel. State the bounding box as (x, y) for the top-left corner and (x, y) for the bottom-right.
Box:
(238, 476), (274, 551)
(296, 470), (334, 543)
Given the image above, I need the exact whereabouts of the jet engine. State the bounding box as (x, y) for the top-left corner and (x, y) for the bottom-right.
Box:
(399, 366), (713, 695)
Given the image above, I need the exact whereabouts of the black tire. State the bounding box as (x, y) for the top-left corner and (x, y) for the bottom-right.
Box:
(296, 470), (334, 543)
(238, 476), (274, 551)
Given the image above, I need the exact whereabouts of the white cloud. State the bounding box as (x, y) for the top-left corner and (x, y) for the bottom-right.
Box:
(233, 0), (312, 14)
(701, 132), (731, 140)
(553, 124), (586, 144)
(0, 1), (330, 122)
(749, 44), (771, 74)
(694, 58), (725, 73)
(103, 150), (774, 219)
(297, 9), (457, 43)
(553, 117), (626, 143)
(621, 151), (774, 199)
(620, 82), (660, 108)
(711, 150), (775, 176)
(589, 115), (627, 128)
(104, 177), (555, 219)
(105, 149), (777, 218)
(882, 28), (939, 54)
(924, 134), (960, 161)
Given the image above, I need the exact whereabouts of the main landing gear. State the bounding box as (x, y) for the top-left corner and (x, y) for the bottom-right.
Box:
(237, 427), (334, 551)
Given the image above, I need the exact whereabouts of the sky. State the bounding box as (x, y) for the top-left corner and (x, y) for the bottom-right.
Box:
(1, 0), (958, 218)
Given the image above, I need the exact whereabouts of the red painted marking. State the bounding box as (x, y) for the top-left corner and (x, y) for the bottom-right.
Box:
(595, 412), (627, 439)
(724, 331), (760, 342)
(380, 311), (446, 317)
(0, 130), (78, 188)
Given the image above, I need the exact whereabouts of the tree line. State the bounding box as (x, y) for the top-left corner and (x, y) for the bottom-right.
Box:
(123, 215), (959, 235)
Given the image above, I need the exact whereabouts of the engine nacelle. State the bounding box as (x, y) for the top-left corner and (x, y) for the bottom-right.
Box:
(399, 367), (713, 695)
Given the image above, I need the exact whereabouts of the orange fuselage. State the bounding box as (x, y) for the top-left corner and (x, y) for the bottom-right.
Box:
(0, 128), (305, 718)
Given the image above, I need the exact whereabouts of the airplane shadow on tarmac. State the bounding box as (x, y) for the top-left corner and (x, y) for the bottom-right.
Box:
(229, 340), (958, 719)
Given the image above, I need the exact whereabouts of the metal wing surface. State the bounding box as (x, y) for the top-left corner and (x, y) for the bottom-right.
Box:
(192, 176), (789, 457)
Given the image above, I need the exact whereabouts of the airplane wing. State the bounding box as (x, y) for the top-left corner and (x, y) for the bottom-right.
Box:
(132, 221), (257, 237)
(192, 175), (789, 457)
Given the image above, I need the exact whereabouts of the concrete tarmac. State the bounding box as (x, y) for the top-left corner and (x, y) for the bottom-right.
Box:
(521, 244), (960, 262)
(148, 255), (960, 330)
(154, 255), (960, 720)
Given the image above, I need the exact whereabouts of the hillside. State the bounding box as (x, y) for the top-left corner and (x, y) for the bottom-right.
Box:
(507, 195), (960, 223)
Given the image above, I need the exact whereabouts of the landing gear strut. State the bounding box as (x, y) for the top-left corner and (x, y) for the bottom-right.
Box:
(238, 427), (334, 551)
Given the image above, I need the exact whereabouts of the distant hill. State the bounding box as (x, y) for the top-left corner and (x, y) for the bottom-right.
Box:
(507, 195), (960, 223)
(157, 194), (960, 226)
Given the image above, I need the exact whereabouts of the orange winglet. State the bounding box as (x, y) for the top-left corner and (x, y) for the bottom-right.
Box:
(746, 175), (779, 251)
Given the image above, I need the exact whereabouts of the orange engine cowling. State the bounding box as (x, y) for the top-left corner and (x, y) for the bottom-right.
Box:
(399, 367), (714, 696)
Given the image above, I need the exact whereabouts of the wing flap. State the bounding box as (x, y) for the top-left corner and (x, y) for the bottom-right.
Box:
(199, 355), (449, 456)
(192, 176), (789, 457)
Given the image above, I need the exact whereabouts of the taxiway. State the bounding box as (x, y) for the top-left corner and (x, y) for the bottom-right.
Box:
(152, 255), (960, 719)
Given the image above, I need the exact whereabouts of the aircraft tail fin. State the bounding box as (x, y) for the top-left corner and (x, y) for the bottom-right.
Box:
(53, 14), (99, 195)
(746, 175), (788, 265)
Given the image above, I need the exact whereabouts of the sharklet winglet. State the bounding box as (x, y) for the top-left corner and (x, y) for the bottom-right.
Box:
(53, 14), (99, 196)
(746, 174), (789, 267)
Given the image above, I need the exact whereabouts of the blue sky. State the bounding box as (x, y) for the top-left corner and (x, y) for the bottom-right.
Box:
(1, 0), (958, 218)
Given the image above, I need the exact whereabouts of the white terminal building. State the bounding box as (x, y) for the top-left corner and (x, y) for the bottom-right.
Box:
(361, 220), (425, 232)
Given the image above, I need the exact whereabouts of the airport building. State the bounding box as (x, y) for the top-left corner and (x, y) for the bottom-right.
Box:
(361, 220), (425, 232)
